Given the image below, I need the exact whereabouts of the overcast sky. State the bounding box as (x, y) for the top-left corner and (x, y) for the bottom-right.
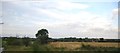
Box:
(0, 0), (119, 39)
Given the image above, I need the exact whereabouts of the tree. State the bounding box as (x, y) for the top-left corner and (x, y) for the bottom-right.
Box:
(99, 38), (104, 42)
(35, 29), (49, 44)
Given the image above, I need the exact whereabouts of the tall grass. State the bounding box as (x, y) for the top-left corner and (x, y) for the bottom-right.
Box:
(79, 43), (119, 51)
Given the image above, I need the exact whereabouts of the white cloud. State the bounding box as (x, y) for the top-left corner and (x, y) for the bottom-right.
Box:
(11, 0), (120, 2)
(55, 1), (89, 10)
(112, 8), (118, 19)
(34, 7), (111, 29)
(33, 10), (116, 38)
(2, 1), (118, 39)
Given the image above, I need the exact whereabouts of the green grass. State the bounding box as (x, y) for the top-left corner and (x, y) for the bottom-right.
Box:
(4, 46), (32, 51)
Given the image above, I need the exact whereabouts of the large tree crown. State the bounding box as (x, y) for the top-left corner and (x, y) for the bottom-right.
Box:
(36, 29), (49, 38)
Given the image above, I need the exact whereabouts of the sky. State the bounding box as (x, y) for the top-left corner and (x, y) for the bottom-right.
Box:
(0, 0), (119, 39)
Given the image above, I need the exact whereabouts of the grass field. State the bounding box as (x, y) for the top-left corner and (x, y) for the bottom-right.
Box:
(49, 42), (120, 51)
(50, 42), (120, 47)
(3, 42), (120, 51)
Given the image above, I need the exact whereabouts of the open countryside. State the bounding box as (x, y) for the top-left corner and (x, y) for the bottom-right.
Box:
(1, 0), (120, 53)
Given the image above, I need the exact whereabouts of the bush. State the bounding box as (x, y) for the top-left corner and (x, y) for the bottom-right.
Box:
(32, 41), (40, 52)
(81, 43), (93, 49)
(22, 37), (31, 47)
(6, 39), (23, 46)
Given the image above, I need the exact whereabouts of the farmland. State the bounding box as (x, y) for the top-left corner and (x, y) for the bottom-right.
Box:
(50, 42), (120, 50)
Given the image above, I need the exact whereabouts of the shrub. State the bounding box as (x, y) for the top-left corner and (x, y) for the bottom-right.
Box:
(7, 39), (23, 46)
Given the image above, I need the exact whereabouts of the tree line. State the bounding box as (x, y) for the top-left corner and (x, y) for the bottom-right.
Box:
(2, 29), (120, 47)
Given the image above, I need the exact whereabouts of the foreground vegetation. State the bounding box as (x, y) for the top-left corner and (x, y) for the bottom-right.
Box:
(3, 42), (120, 51)
(1, 29), (120, 53)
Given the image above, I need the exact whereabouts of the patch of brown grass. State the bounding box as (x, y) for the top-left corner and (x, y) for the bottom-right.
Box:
(82, 42), (119, 48)
(49, 42), (81, 50)
(49, 42), (120, 50)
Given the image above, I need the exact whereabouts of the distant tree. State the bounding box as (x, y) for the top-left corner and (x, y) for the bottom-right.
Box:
(99, 38), (104, 42)
(35, 29), (49, 44)
(78, 38), (82, 42)
(84, 37), (89, 42)
(79, 38), (82, 40)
